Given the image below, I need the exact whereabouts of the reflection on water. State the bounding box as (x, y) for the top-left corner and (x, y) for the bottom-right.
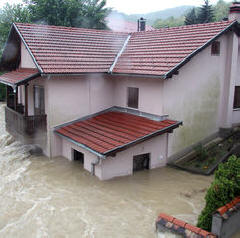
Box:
(0, 103), (213, 238)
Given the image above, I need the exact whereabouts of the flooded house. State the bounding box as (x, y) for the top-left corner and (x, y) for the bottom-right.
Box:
(0, 3), (240, 180)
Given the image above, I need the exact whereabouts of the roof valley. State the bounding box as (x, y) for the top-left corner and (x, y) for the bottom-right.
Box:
(108, 34), (131, 73)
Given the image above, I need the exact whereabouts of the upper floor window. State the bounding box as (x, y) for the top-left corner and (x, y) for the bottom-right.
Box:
(211, 41), (220, 55)
(234, 86), (240, 109)
(127, 87), (139, 109)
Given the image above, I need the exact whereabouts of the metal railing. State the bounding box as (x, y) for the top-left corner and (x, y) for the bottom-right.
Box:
(5, 106), (47, 137)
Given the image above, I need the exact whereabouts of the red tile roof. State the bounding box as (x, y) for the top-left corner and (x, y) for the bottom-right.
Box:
(113, 20), (236, 76)
(0, 68), (39, 86)
(156, 213), (217, 238)
(12, 21), (237, 77)
(55, 111), (181, 156)
(14, 23), (129, 74)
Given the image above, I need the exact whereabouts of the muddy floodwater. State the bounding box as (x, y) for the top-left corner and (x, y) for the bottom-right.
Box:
(0, 103), (214, 238)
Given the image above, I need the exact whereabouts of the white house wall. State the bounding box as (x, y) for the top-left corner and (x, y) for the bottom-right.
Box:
(20, 41), (36, 69)
(46, 74), (114, 157)
(60, 132), (168, 180)
(112, 76), (164, 115)
(232, 39), (240, 125)
(102, 133), (168, 180)
(163, 32), (238, 157)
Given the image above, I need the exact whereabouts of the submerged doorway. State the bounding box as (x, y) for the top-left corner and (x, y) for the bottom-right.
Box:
(133, 153), (150, 172)
(73, 149), (84, 164)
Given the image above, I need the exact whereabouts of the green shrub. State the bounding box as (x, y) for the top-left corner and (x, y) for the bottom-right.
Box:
(197, 155), (240, 231)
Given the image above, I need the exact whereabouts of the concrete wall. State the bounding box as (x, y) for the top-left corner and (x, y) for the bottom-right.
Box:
(212, 212), (240, 238)
(232, 42), (240, 125)
(61, 138), (102, 179)
(46, 74), (114, 157)
(163, 33), (239, 156)
(60, 133), (168, 180)
(102, 134), (168, 180)
(112, 76), (164, 115)
(20, 41), (36, 69)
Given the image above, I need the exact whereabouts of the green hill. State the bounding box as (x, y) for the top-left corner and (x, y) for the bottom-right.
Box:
(111, 6), (193, 26)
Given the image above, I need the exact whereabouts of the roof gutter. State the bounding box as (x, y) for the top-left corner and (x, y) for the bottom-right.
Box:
(13, 23), (43, 74)
(164, 20), (238, 78)
(16, 72), (41, 86)
(110, 72), (165, 79)
(103, 121), (183, 156)
(55, 131), (106, 159)
(0, 72), (40, 89)
(108, 34), (131, 73)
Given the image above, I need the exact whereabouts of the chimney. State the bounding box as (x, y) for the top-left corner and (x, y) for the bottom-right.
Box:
(137, 17), (146, 31)
(229, 1), (240, 22)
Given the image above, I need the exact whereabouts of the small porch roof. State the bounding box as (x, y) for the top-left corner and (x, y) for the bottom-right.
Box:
(0, 68), (40, 87)
(55, 109), (182, 157)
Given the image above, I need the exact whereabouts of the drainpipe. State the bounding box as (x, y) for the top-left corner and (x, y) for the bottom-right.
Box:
(91, 157), (101, 176)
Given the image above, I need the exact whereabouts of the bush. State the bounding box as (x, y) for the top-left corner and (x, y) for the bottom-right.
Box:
(197, 155), (240, 231)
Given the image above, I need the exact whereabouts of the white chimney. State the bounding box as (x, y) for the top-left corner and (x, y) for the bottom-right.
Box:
(229, 1), (240, 22)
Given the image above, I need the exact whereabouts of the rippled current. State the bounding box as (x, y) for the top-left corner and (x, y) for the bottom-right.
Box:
(0, 103), (214, 238)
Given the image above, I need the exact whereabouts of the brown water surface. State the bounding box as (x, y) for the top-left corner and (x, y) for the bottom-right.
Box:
(0, 103), (214, 237)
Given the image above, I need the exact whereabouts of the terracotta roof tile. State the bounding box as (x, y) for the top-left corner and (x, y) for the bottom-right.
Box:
(55, 111), (181, 155)
(15, 23), (129, 74)
(13, 21), (236, 76)
(113, 20), (235, 76)
(0, 68), (39, 85)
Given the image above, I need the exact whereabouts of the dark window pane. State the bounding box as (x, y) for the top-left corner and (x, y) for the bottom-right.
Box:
(234, 86), (240, 109)
(211, 41), (220, 55)
(34, 86), (45, 115)
(128, 87), (139, 109)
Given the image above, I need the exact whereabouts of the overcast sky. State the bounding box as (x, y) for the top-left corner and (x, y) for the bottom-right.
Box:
(0, 0), (233, 14)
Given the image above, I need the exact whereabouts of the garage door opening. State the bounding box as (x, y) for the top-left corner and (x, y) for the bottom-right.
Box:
(133, 153), (150, 172)
(72, 149), (84, 164)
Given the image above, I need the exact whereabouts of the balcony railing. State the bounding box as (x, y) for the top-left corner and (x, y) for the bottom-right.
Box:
(5, 106), (47, 137)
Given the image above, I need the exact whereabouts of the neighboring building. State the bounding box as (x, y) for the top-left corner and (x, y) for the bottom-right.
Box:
(0, 3), (240, 180)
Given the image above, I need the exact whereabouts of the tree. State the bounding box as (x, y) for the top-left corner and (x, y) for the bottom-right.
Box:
(198, 0), (214, 23)
(214, 0), (230, 21)
(185, 8), (198, 25)
(26, 0), (110, 29)
(153, 16), (185, 29)
(0, 3), (31, 54)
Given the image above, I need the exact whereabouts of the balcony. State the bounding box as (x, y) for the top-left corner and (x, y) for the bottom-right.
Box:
(5, 106), (47, 138)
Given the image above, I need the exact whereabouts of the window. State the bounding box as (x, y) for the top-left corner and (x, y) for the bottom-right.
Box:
(211, 41), (220, 55)
(127, 87), (139, 109)
(234, 86), (240, 109)
(34, 85), (45, 115)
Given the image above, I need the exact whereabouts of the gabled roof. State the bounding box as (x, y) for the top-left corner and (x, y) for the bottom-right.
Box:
(1, 20), (238, 78)
(14, 23), (129, 74)
(113, 20), (237, 77)
(0, 68), (39, 87)
(55, 109), (181, 157)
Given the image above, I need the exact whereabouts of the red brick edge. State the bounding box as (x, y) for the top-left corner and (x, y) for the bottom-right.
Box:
(156, 213), (216, 238)
(216, 196), (240, 217)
